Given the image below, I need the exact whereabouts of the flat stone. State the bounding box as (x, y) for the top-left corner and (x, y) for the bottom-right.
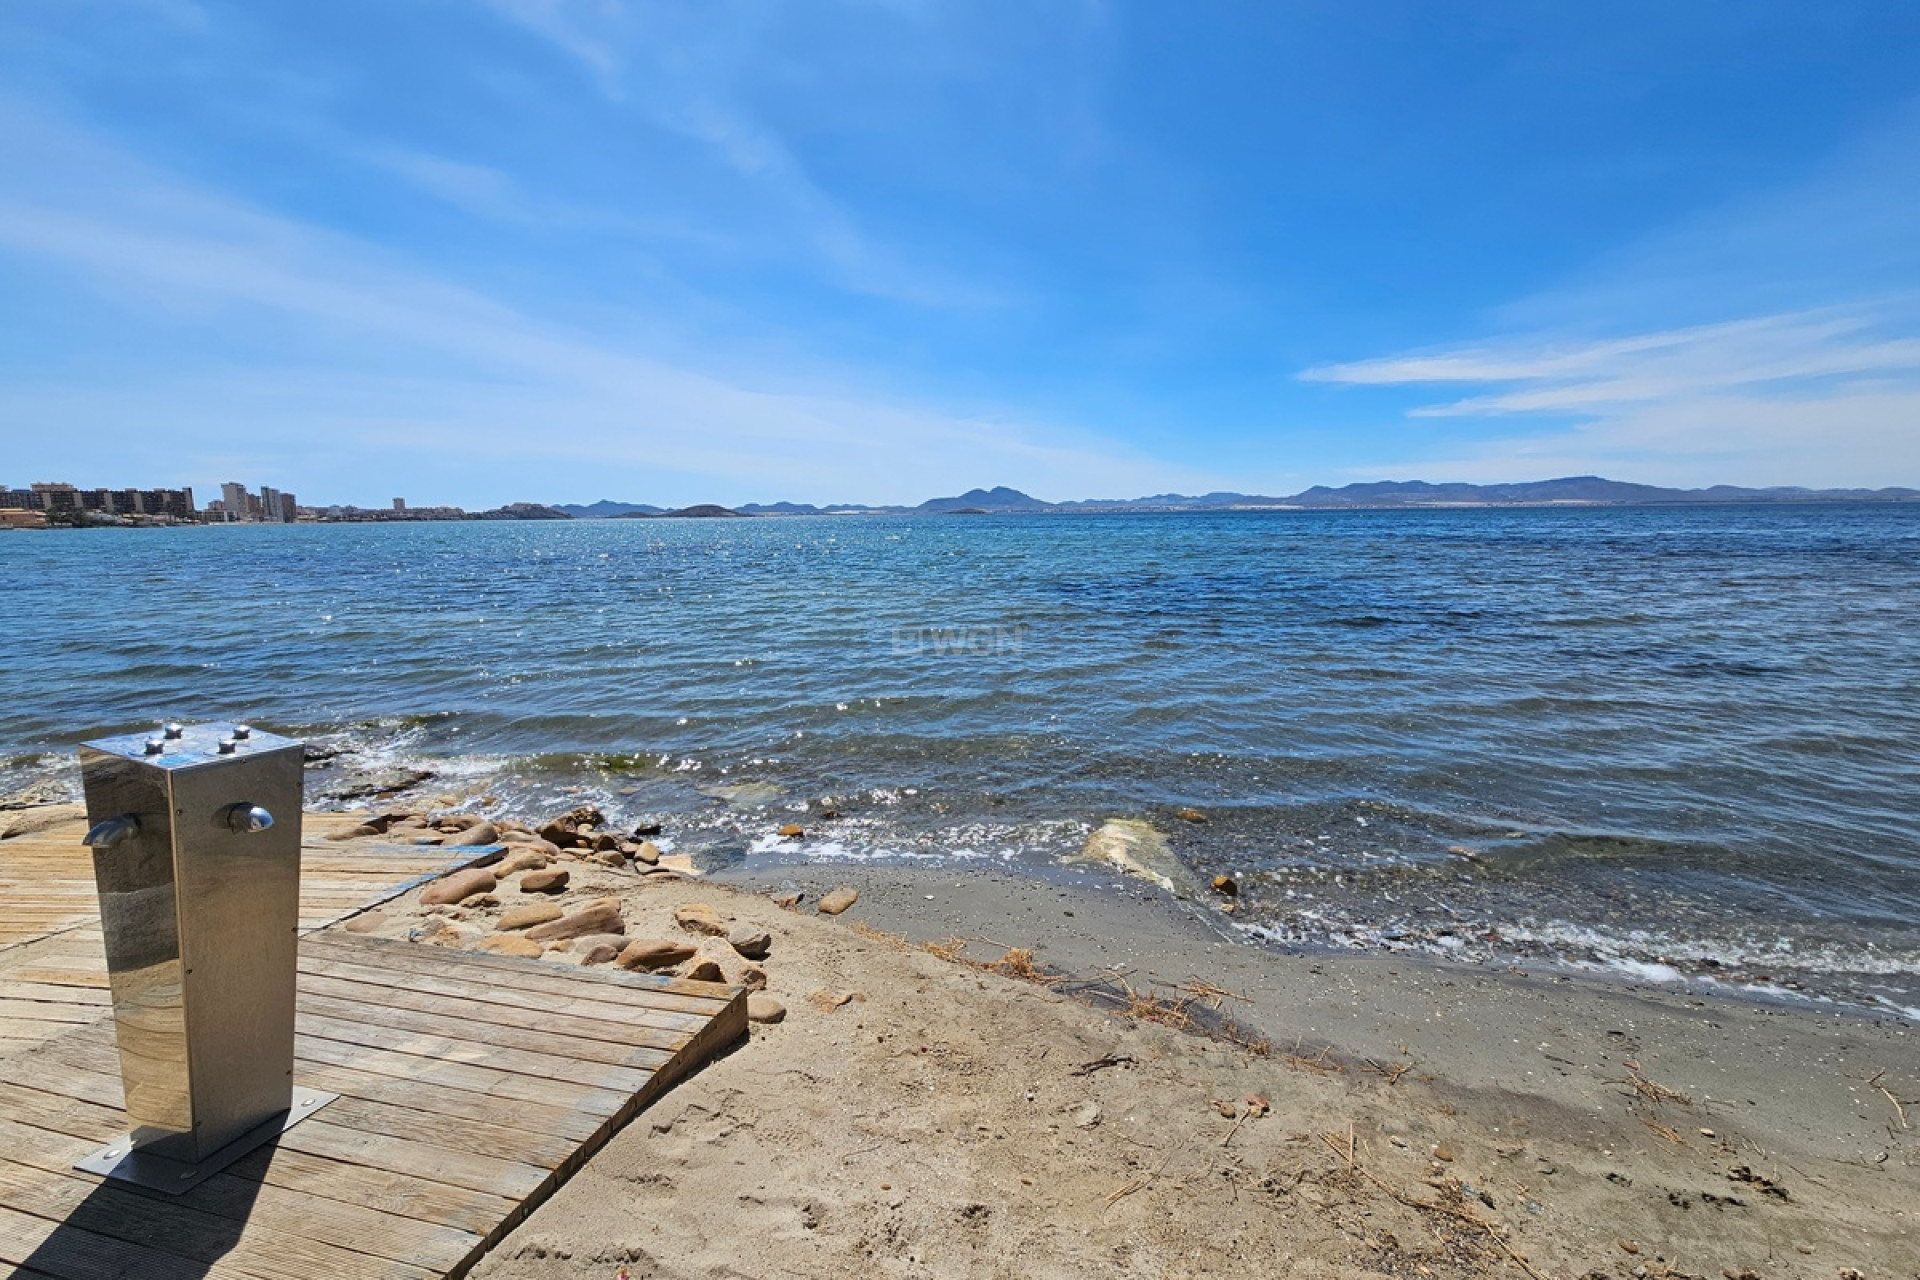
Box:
(728, 924), (772, 960)
(817, 886), (859, 916)
(519, 867), (570, 894)
(448, 822), (499, 846)
(497, 902), (564, 932)
(478, 934), (543, 959)
(617, 938), (698, 971)
(746, 994), (787, 1024)
(420, 866), (497, 906)
(674, 903), (729, 936)
(594, 849), (628, 868)
(524, 897), (623, 942)
(631, 840), (661, 866)
(496, 849), (551, 877)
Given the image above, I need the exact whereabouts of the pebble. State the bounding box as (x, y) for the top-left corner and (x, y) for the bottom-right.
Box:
(728, 924), (772, 960)
(817, 886), (859, 916)
(674, 903), (729, 936)
(594, 849), (628, 868)
(420, 867), (497, 906)
(684, 959), (725, 983)
(592, 832), (622, 852)
(524, 897), (623, 941)
(478, 934), (542, 959)
(778, 824), (805, 838)
(1176, 808), (1208, 823)
(577, 941), (623, 965)
(746, 994), (787, 1024)
(618, 938), (698, 971)
(1210, 874), (1238, 896)
(519, 868), (570, 894)
(496, 902), (564, 931)
(772, 891), (803, 910)
(447, 822), (499, 847)
(632, 840), (661, 866)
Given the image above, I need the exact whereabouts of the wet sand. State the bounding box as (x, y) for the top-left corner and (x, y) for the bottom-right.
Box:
(346, 836), (1920, 1279)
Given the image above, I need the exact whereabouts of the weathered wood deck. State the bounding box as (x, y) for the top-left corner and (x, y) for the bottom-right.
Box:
(0, 811), (493, 1058)
(0, 931), (747, 1279)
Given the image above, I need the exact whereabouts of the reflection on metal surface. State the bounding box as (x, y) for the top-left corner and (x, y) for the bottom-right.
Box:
(81, 814), (140, 849)
(77, 721), (335, 1192)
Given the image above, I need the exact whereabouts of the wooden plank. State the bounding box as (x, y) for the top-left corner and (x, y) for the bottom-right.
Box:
(297, 951), (727, 1027)
(0, 879), (748, 1280)
(50, 1021), (627, 1129)
(299, 972), (707, 1048)
(297, 996), (687, 1075)
(303, 934), (737, 1013)
(0, 1099), (478, 1273)
(0, 1200), (263, 1280)
(290, 1031), (639, 1116)
(0, 1161), (439, 1280)
(319, 932), (743, 1005)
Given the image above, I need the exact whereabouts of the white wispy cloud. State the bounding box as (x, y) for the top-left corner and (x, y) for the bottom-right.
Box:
(1303, 307), (1920, 487)
(0, 101), (1209, 505)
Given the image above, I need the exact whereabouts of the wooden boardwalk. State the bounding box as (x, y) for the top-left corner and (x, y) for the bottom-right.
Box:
(0, 811), (495, 1058)
(0, 931), (747, 1279)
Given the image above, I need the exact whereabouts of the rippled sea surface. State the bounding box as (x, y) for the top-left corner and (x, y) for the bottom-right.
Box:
(4, 507), (1917, 1015)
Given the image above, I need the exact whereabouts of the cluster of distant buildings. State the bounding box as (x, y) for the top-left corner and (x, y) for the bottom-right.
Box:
(0, 481), (200, 529)
(0, 480), (568, 529)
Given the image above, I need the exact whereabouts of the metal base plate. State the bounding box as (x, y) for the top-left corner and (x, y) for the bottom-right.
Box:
(74, 1087), (338, 1194)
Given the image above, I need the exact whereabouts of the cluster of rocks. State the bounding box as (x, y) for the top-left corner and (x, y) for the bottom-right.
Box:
(353, 804), (837, 1026)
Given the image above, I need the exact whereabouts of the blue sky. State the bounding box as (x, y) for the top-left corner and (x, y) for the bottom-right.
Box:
(2, 1), (1918, 506)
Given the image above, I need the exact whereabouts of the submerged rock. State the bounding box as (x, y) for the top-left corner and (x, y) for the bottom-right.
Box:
(697, 781), (784, 810)
(1065, 820), (1189, 897)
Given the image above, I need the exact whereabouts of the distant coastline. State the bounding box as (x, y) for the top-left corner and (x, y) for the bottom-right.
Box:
(7, 474), (1916, 529)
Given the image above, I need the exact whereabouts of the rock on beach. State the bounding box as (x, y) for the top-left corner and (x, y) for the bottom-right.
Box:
(421, 867), (497, 906)
(524, 898), (623, 942)
(674, 904), (729, 937)
(817, 886), (859, 916)
(497, 903), (564, 932)
(618, 939), (698, 972)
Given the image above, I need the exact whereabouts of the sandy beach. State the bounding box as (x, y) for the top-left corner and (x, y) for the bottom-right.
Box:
(311, 808), (1920, 1280)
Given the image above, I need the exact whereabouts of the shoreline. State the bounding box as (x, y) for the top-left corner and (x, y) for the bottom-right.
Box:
(378, 808), (1914, 1278)
(6, 798), (1916, 1274)
(709, 858), (1918, 1162)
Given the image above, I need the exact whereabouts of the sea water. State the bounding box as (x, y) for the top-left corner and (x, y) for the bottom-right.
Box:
(3, 505), (1916, 1015)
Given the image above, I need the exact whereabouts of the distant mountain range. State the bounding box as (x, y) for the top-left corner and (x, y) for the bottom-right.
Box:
(553, 475), (1917, 519)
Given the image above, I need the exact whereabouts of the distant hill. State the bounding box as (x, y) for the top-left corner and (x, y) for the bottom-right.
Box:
(1283, 476), (1920, 507)
(557, 477), (1918, 518)
(916, 486), (1053, 513)
(556, 499), (663, 518)
(615, 503), (751, 519)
